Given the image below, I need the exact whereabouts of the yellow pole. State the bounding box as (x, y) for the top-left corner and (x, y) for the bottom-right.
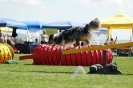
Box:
(132, 26), (133, 41)
(107, 27), (111, 43)
(62, 42), (133, 54)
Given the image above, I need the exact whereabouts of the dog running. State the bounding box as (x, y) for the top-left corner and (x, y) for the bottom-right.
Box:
(48, 18), (101, 50)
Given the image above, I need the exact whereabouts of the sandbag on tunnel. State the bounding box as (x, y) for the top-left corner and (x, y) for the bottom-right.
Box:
(32, 44), (113, 66)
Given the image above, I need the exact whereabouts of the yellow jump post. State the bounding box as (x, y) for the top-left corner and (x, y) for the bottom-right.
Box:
(62, 42), (133, 74)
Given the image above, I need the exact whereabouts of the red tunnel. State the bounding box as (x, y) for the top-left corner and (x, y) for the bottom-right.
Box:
(32, 44), (113, 66)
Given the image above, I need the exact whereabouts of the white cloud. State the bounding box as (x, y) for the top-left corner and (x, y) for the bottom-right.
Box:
(12, 0), (43, 5)
(105, 0), (123, 6)
(40, 6), (47, 10)
(106, 0), (133, 13)
(0, 0), (8, 2)
(70, 0), (133, 13)
(0, 0), (43, 5)
(70, 0), (91, 7)
(0, 0), (48, 10)
(102, 0), (124, 12)
(72, 0), (123, 7)
(75, 0), (90, 4)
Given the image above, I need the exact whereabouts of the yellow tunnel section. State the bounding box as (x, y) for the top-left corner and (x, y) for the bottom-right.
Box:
(0, 42), (14, 63)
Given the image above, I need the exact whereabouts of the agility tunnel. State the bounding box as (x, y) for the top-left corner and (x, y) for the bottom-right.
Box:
(0, 42), (14, 63)
(31, 44), (113, 66)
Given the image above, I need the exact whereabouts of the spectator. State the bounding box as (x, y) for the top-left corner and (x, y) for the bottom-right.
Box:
(31, 38), (40, 52)
(41, 30), (49, 44)
(109, 38), (117, 54)
(7, 39), (15, 46)
(109, 38), (115, 45)
(0, 30), (4, 42)
(32, 38), (40, 45)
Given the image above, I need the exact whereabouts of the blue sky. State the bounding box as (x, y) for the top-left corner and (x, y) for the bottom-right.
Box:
(0, 0), (133, 23)
(0, 0), (133, 40)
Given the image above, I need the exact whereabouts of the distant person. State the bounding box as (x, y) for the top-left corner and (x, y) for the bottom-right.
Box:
(0, 30), (4, 42)
(32, 38), (40, 46)
(109, 38), (115, 45)
(7, 39), (15, 46)
(109, 38), (117, 54)
(41, 30), (49, 44)
(12, 36), (18, 44)
(18, 38), (23, 44)
(31, 38), (40, 52)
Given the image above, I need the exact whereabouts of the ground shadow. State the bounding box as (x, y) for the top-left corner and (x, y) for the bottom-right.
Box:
(10, 70), (74, 74)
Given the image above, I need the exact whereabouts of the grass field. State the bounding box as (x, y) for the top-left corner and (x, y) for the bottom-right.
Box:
(0, 54), (133, 88)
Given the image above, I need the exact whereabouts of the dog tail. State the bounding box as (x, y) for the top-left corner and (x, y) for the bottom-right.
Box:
(84, 18), (101, 31)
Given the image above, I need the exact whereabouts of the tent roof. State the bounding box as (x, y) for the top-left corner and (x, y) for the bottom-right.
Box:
(42, 21), (85, 30)
(0, 18), (27, 29)
(22, 21), (45, 30)
(101, 13), (133, 29)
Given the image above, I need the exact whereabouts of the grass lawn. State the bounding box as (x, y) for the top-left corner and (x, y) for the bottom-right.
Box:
(0, 54), (133, 88)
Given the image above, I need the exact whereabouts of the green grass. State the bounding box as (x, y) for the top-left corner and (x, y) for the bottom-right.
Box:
(0, 54), (133, 88)
(45, 28), (58, 36)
